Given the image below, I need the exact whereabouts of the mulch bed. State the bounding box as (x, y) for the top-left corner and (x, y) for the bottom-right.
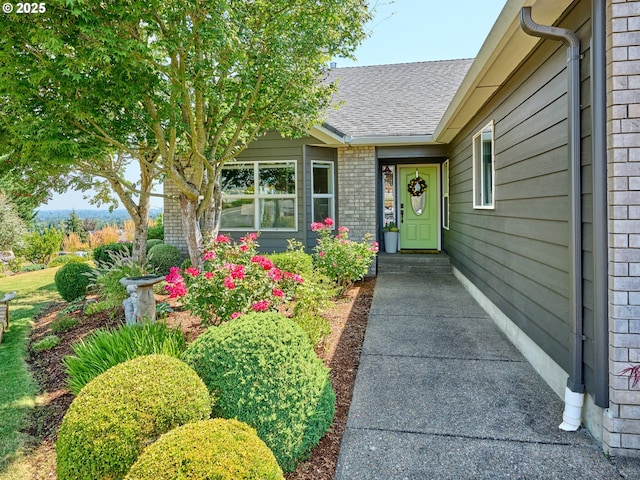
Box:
(22, 277), (375, 480)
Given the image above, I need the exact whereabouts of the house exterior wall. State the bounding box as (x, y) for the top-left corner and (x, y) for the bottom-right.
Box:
(603, 0), (640, 456)
(443, 0), (631, 442)
(446, 2), (592, 384)
(336, 146), (377, 242)
(229, 132), (309, 252)
(163, 177), (189, 258)
(163, 132), (325, 255)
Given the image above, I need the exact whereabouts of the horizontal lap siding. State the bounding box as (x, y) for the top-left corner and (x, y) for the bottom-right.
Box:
(228, 132), (311, 252)
(445, 2), (592, 382)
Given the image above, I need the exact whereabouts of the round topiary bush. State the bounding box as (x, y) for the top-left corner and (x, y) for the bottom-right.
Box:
(145, 239), (164, 253)
(124, 419), (284, 480)
(147, 244), (182, 276)
(182, 312), (335, 473)
(56, 354), (212, 480)
(54, 262), (94, 302)
(93, 242), (133, 266)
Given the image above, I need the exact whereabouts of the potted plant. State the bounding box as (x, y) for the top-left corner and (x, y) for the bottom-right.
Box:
(383, 222), (399, 253)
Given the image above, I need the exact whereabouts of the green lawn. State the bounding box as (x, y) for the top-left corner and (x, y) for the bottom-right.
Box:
(0, 269), (60, 478)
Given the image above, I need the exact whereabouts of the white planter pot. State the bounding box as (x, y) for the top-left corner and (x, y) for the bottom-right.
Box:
(384, 231), (399, 253)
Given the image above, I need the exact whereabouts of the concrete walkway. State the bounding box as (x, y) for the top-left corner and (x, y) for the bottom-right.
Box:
(335, 269), (640, 479)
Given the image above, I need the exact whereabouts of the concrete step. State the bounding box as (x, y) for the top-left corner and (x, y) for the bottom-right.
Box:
(377, 252), (452, 274)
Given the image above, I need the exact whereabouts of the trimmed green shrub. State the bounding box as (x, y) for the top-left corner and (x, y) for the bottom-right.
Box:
(54, 262), (93, 302)
(64, 322), (187, 395)
(267, 251), (313, 278)
(32, 335), (60, 352)
(56, 355), (211, 480)
(182, 312), (335, 472)
(92, 242), (132, 266)
(145, 239), (163, 253)
(147, 244), (181, 276)
(124, 419), (284, 480)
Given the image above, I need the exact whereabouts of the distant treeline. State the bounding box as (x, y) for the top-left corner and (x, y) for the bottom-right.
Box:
(36, 209), (163, 231)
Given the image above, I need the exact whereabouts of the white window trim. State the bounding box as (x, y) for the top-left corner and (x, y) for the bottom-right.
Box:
(442, 159), (450, 230)
(472, 121), (496, 209)
(311, 160), (335, 224)
(221, 160), (298, 231)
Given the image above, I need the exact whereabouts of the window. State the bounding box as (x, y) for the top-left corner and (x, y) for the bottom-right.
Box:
(442, 159), (450, 229)
(473, 121), (495, 209)
(311, 161), (334, 223)
(221, 161), (297, 231)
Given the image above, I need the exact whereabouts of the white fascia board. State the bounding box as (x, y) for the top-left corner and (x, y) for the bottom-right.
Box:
(307, 125), (347, 145)
(433, 0), (575, 144)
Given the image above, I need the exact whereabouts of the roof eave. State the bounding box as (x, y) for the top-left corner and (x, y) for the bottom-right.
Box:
(344, 135), (437, 146)
(307, 124), (347, 145)
(433, 0), (575, 144)
(308, 124), (436, 147)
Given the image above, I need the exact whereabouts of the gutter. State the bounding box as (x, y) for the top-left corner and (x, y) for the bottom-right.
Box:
(520, 6), (585, 431)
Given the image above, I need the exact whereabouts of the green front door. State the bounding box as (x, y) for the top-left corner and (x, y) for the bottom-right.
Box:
(399, 166), (439, 250)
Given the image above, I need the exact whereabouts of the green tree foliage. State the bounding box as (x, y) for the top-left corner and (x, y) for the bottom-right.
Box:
(64, 210), (87, 242)
(0, 174), (42, 224)
(0, 192), (27, 251)
(1, 0), (372, 268)
(16, 227), (63, 264)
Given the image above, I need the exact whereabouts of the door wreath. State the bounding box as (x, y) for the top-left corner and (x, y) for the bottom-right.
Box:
(407, 177), (427, 196)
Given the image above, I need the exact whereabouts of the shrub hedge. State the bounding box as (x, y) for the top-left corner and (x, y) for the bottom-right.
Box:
(54, 262), (93, 302)
(182, 312), (335, 472)
(145, 239), (163, 253)
(56, 355), (211, 480)
(147, 244), (181, 276)
(124, 419), (284, 480)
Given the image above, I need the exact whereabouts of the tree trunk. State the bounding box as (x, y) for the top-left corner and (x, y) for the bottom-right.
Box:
(130, 202), (150, 265)
(180, 194), (204, 269)
(202, 184), (223, 241)
(107, 170), (152, 266)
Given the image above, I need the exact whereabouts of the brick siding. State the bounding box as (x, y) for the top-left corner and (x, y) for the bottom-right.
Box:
(604, 0), (640, 457)
(336, 146), (377, 242)
(163, 179), (189, 258)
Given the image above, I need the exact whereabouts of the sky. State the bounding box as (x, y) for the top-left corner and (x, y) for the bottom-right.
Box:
(43, 0), (507, 211)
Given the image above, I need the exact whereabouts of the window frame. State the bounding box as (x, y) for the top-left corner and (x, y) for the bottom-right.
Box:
(442, 159), (450, 230)
(311, 160), (335, 225)
(220, 160), (298, 232)
(472, 121), (496, 209)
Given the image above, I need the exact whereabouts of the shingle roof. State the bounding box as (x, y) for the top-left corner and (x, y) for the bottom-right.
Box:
(323, 59), (473, 138)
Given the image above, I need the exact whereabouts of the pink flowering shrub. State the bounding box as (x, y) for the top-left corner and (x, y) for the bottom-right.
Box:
(164, 233), (303, 324)
(312, 218), (378, 295)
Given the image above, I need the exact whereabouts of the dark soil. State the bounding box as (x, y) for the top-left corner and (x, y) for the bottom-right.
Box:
(22, 277), (375, 480)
